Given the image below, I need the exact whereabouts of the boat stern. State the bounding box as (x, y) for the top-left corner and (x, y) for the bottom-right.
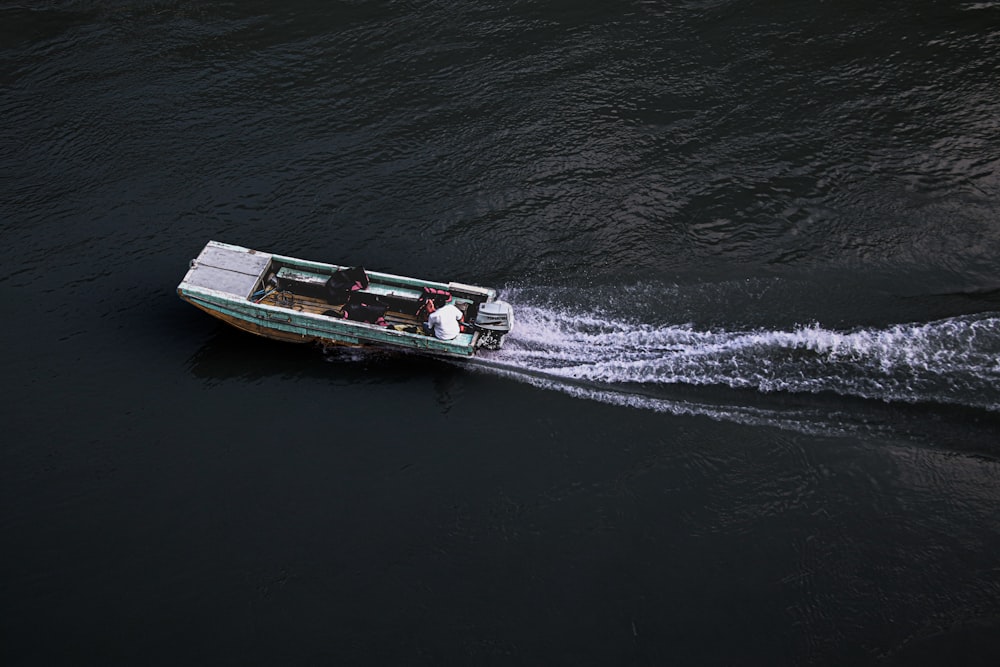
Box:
(473, 300), (514, 350)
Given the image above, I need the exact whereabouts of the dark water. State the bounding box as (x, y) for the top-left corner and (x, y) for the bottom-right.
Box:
(3, 1), (1000, 664)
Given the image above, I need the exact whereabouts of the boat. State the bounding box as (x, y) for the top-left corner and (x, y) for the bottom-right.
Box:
(177, 241), (514, 358)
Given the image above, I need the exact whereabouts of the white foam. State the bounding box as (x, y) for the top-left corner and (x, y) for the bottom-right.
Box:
(482, 298), (1000, 413)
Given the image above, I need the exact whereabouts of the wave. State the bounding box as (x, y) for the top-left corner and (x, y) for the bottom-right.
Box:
(475, 292), (1000, 420)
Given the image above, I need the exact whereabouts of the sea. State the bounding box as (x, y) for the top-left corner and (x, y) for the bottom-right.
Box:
(3, 1), (1000, 665)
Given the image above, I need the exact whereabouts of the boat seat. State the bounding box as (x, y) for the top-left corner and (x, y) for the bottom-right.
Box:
(275, 266), (368, 305)
(361, 284), (424, 301)
(275, 267), (333, 300)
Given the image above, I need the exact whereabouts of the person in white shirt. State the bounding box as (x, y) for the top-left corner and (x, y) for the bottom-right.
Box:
(425, 300), (464, 340)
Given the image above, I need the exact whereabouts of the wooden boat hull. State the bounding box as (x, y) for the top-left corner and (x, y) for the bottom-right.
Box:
(185, 298), (317, 344)
(177, 241), (513, 358)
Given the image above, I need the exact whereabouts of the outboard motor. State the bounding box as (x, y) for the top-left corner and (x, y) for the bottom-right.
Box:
(473, 300), (514, 349)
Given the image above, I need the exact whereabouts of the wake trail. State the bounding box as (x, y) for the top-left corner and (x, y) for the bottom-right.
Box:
(476, 299), (1000, 419)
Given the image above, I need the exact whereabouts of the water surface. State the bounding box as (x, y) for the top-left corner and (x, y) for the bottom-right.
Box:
(3, 1), (1000, 664)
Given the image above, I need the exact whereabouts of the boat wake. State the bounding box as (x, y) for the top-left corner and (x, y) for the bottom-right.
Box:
(470, 288), (1000, 435)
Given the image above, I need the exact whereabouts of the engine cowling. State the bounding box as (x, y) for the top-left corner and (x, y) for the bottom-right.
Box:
(473, 300), (514, 349)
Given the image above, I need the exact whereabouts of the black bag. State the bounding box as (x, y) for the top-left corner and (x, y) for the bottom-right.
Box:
(326, 266), (369, 301)
(342, 292), (388, 324)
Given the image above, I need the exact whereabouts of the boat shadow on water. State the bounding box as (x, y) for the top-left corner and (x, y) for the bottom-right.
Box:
(187, 326), (461, 382)
(185, 325), (471, 416)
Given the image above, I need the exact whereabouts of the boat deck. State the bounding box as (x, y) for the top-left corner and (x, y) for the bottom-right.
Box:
(257, 289), (461, 339)
(182, 243), (272, 298)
